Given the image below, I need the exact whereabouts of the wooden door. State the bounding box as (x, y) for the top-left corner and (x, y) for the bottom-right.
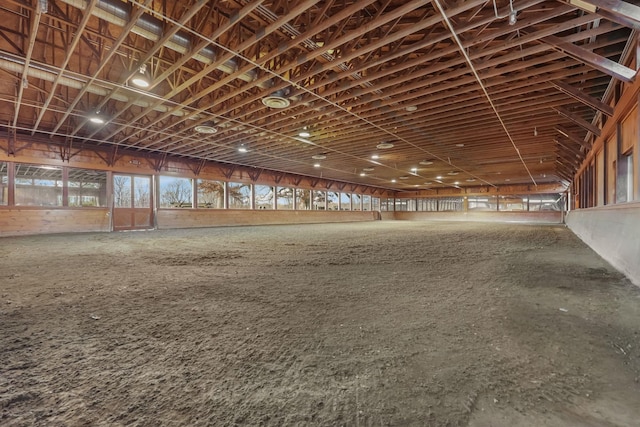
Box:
(112, 174), (153, 230)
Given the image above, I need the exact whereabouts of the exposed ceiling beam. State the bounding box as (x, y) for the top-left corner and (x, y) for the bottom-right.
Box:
(553, 107), (602, 137)
(31, 0), (99, 134)
(549, 80), (614, 117)
(12, 6), (42, 130)
(540, 34), (636, 82)
(555, 125), (592, 149)
(576, 0), (640, 30)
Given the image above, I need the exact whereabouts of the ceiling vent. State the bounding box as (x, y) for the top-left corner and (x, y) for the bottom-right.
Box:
(262, 89), (291, 109)
(376, 142), (394, 149)
(194, 121), (218, 134)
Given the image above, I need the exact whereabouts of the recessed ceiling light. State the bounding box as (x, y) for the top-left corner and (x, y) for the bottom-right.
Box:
(399, 176), (409, 180)
(195, 121), (218, 134)
(505, 178), (511, 182)
(371, 154), (379, 159)
(410, 167), (418, 172)
(238, 147), (247, 153)
(376, 142), (394, 149)
(419, 160), (433, 166)
(312, 154), (327, 160)
(359, 172), (366, 177)
(456, 143), (465, 147)
(424, 181), (432, 185)
(313, 163), (321, 168)
(362, 167), (375, 172)
(448, 171), (459, 176)
(299, 128), (311, 138)
(454, 181), (460, 185)
(406, 106), (418, 112)
(466, 178), (476, 182)
(391, 179), (397, 183)
(436, 175), (443, 180)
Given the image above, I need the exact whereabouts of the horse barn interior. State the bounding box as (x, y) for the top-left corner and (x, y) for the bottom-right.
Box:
(1, 0), (640, 425)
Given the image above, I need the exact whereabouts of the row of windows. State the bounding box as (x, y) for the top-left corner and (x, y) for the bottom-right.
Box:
(0, 162), (564, 213)
(153, 176), (379, 211)
(384, 195), (564, 212)
(0, 162), (107, 207)
(0, 163), (381, 211)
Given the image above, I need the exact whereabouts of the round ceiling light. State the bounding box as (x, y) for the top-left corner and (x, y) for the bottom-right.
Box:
(406, 106), (418, 112)
(312, 154), (327, 160)
(362, 167), (375, 172)
(447, 171), (459, 176)
(399, 176), (409, 180)
(194, 122), (218, 134)
(419, 160), (434, 165)
(376, 142), (394, 149)
(262, 94), (290, 109)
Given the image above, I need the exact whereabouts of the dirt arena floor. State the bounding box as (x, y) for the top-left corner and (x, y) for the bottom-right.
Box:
(1, 221), (639, 426)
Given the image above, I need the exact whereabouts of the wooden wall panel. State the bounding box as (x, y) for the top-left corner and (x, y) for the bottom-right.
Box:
(621, 105), (637, 154)
(0, 208), (111, 236)
(156, 209), (378, 229)
(393, 211), (563, 224)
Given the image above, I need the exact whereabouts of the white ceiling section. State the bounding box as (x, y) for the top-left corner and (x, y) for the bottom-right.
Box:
(0, 0), (637, 190)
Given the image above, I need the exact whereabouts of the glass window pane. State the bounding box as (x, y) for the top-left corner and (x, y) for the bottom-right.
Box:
(68, 168), (107, 207)
(197, 179), (224, 208)
(113, 175), (131, 207)
(362, 195), (371, 211)
(255, 185), (274, 209)
(327, 191), (339, 210)
(296, 188), (311, 210)
(616, 152), (633, 203)
(134, 177), (151, 208)
(0, 162), (7, 205)
(438, 197), (463, 212)
(372, 197), (380, 211)
(352, 194), (362, 211)
(228, 182), (251, 209)
(528, 194), (563, 211)
(276, 186), (293, 210)
(498, 195), (526, 211)
(159, 176), (192, 208)
(15, 163), (63, 206)
(340, 192), (351, 210)
(312, 190), (326, 210)
(468, 196), (496, 211)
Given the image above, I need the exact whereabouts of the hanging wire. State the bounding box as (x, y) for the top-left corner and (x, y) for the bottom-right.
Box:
(432, 0), (537, 186)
